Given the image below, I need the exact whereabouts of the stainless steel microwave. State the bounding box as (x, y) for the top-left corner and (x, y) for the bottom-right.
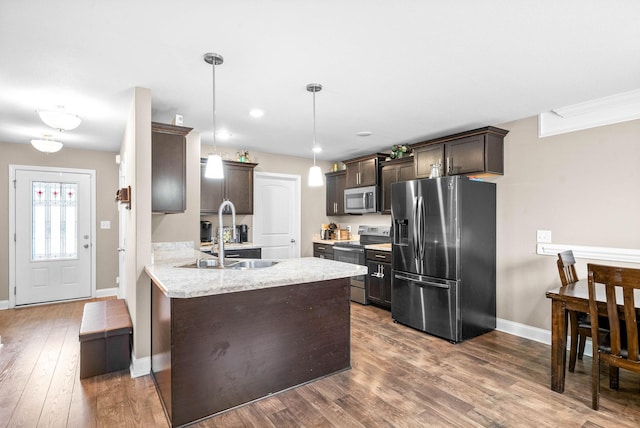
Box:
(344, 185), (378, 214)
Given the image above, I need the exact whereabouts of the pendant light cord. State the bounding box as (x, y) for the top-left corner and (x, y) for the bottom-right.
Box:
(312, 89), (317, 165)
(211, 58), (217, 153)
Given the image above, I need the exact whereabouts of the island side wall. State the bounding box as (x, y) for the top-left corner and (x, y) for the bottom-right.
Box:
(151, 278), (351, 427)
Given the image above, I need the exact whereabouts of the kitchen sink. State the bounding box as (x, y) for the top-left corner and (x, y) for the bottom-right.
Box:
(227, 260), (278, 269)
(179, 258), (278, 269)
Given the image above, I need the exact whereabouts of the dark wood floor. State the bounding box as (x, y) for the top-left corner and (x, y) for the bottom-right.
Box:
(1, 298), (639, 427)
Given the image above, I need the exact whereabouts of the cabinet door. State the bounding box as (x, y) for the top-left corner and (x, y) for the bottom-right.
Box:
(380, 166), (398, 215)
(398, 162), (416, 182)
(366, 260), (384, 305)
(414, 144), (445, 178)
(345, 163), (359, 188)
(334, 172), (346, 214)
(225, 164), (254, 214)
(326, 174), (337, 215)
(446, 135), (485, 175)
(200, 163), (225, 214)
(359, 158), (378, 186)
(152, 129), (186, 213)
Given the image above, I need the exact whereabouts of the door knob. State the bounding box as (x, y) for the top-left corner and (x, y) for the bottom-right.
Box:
(83, 244), (89, 249)
(117, 247), (125, 252)
(290, 239), (296, 243)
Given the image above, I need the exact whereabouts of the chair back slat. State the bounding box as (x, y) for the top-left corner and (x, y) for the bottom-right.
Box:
(557, 250), (579, 286)
(588, 264), (640, 361)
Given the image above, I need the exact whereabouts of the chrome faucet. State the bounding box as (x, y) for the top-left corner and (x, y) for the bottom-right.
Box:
(217, 200), (237, 268)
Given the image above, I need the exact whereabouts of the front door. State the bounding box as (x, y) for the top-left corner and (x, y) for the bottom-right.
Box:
(253, 172), (300, 259)
(14, 168), (93, 305)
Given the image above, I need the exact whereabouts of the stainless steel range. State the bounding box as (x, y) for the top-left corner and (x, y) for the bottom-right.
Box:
(333, 225), (391, 304)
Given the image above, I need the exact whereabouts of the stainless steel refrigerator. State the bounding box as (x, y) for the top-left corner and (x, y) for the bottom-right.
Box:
(391, 176), (496, 342)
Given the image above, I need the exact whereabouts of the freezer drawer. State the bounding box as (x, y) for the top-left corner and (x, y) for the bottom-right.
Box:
(391, 271), (459, 342)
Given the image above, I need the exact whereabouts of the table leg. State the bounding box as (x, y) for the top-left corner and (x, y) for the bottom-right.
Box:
(550, 299), (568, 392)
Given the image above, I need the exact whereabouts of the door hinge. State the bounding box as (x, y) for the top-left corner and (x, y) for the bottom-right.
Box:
(14, 287), (16, 295)
(14, 233), (16, 242)
(13, 179), (16, 189)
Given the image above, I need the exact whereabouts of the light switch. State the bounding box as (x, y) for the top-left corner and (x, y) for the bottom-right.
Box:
(100, 221), (111, 230)
(536, 230), (552, 243)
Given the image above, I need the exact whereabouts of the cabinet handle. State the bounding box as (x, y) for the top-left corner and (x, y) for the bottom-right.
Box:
(226, 254), (240, 258)
(374, 254), (386, 259)
(378, 264), (384, 279)
(317, 246), (326, 250)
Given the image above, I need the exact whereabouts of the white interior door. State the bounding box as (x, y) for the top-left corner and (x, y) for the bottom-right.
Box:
(253, 172), (300, 259)
(14, 168), (93, 305)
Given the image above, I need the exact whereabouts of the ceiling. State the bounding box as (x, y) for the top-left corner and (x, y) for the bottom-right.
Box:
(1, 1), (639, 162)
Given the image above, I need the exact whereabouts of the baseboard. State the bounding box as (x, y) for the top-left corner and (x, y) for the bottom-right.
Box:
(496, 317), (593, 357)
(130, 355), (151, 378)
(0, 300), (8, 310)
(96, 288), (119, 298)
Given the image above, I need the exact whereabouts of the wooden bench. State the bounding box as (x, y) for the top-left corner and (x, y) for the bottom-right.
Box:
(78, 299), (132, 379)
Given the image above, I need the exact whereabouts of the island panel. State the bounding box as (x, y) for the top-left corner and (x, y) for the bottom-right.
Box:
(151, 277), (350, 427)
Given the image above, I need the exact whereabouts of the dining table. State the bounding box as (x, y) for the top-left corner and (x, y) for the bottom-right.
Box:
(545, 277), (640, 393)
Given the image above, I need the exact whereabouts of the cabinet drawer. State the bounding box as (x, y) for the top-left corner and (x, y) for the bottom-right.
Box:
(313, 243), (334, 256)
(366, 250), (391, 263)
(211, 248), (262, 259)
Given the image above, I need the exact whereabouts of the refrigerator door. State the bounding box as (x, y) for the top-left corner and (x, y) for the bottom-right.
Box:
(421, 177), (459, 280)
(391, 180), (421, 274)
(391, 270), (459, 342)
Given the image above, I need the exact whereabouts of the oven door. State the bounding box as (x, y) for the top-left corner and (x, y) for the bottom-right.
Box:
(333, 246), (367, 304)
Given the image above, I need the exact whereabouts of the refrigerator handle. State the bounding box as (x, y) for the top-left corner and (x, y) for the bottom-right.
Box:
(412, 196), (419, 261)
(417, 196), (426, 260)
(394, 274), (450, 289)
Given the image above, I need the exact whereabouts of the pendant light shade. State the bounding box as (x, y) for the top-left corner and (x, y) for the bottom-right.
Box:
(205, 153), (224, 179)
(203, 52), (225, 179)
(308, 165), (323, 186)
(307, 83), (324, 187)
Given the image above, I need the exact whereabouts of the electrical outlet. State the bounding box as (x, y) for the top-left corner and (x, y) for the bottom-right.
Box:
(536, 230), (552, 243)
(100, 220), (111, 229)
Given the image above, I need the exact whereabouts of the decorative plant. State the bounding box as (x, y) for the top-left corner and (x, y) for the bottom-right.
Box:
(389, 144), (409, 159)
(237, 150), (250, 162)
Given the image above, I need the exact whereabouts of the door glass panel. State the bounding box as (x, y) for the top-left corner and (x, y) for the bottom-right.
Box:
(32, 181), (78, 260)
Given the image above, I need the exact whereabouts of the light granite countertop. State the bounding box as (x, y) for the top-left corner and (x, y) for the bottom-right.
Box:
(146, 245), (367, 299)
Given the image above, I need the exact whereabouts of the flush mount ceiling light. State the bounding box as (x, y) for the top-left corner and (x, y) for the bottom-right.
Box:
(31, 135), (63, 153)
(307, 83), (324, 187)
(38, 107), (81, 131)
(356, 131), (373, 137)
(203, 52), (225, 179)
(216, 130), (232, 140)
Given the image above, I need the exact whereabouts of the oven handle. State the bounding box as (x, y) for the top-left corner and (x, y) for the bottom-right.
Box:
(333, 246), (364, 253)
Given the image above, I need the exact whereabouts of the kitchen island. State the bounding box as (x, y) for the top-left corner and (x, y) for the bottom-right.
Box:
(146, 246), (366, 427)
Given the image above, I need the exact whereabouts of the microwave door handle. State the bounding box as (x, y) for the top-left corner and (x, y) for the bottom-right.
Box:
(362, 192), (367, 209)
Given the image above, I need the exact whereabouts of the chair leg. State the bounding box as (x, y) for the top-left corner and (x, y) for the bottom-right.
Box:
(592, 351), (600, 410)
(568, 311), (579, 372)
(578, 334), (586, 360)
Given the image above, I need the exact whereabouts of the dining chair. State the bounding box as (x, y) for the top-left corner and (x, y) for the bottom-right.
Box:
(557, 250), (591, 372)
(587, 263), (640, 410)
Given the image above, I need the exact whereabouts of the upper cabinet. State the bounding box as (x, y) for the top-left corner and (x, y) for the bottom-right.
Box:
(413, 126), (508, 178)
(152, 122), (193, 214)
(380, 156), (415, 214)
(344, 153), (387, 188)
(200, 160), (257, 215)
(326, 171), (347, 216)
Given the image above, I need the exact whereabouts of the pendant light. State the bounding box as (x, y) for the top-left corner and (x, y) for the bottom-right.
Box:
(307, 83), (324, 187)
(203, 52), (224, 179)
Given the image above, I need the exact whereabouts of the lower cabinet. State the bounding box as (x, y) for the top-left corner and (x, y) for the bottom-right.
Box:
(365, 250), (391, 309)
(313, 243), (334, 260)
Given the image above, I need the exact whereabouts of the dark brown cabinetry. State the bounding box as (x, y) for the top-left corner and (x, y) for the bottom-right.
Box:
(413, 126), (508, 178)
(325, 171), (346, 216)
(208, 247), (261, 259)
(344, 154), (386, 188)
(366, 249), (391, 309)
(313, 243), (334, 260)
(380, 157), (415, 214)
(200, 160), (257, 215)
(152, 122), (192, 213)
